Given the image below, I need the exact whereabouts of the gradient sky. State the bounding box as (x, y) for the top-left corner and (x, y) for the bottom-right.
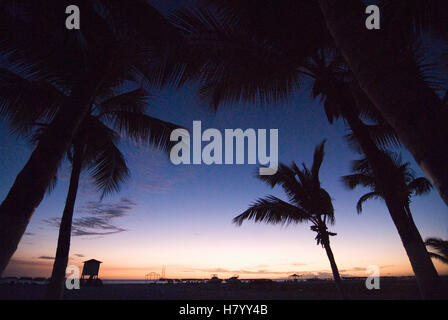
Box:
(1, 0), (447, 280)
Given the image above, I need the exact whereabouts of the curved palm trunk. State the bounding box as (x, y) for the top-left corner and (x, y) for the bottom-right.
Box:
(46, 146), (83, 300)
(0, 76), (102, 276)
(385, 199), (440, 299)
(343, 110), (439, 298)
(321, 236), (344, 299)
(318, 0), (448, 205)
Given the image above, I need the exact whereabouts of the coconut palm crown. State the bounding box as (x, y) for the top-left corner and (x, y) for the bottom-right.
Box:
(233, 140), (335, 242)
(342, 153), (433, 215)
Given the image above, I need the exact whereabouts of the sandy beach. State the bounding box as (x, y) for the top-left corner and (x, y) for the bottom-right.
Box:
(1, 278), (447, 300)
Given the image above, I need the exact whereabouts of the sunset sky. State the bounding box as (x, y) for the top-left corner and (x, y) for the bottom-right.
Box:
(2, 80), (447, 280)
(1, 0), (447, 281)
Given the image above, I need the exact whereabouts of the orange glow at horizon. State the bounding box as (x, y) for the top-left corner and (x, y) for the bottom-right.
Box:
(6, 246), (448, 280)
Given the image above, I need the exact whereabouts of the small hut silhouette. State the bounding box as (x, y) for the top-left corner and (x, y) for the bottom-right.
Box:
(81, 259), (103, 286)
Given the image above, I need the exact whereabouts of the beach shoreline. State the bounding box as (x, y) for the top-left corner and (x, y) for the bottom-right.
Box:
(1, 278), (447, 300)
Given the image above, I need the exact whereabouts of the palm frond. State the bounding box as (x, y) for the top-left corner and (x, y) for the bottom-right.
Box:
(381, 0), (448, 39)
(170, 6), (303, 109)
(97, 88), (149, 115)
(408, 177), (433, 196)
(94, 0), (183, 88)
(108, 111), (180, 153)
(94, 0), (177, 40)
(0, 1), (97, 87)
(1, 0), (183, 94)
(199, 0), (332, 50)
(341, 173), (376, 190)
(233, 195), (311, 226)
(88, 140), (130, 199)
(318, 189), (335, 224)
(356, 192), (382, 214)
(0, 68), (63, 135)
(311, 139), (327, 181)
(291, 162), (313, 191)
(428, 252), (448, 264)
(72, 116), (119, 164)
(425, 237), (448, 265)
(257, 163), (301, 199)
(345, 124), (401, 151)
(46, 173), (58, 196)
(350, 158), (372, 175)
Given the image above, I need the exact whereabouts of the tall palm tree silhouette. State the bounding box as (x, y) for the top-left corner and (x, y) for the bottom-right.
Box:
(308, 52), (440, 298)
(234, 141), (345, 298)
(317, 0), (448, 204)
(0, 68), (180, 298)
(425, 238), (448, 265)
(0, 1), (182, 275)
(44, 116), (130, 300)
(184, 0), (448, 204)
(342, 153), (440, 298)
(172, 4), (439, 298)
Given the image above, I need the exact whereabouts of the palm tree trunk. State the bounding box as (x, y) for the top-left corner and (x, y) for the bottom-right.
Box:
(343, 110), (439, 298)
(404, 203), (441, 296)
(0, 77), (102, 276)
(46, 145), (83, 300)
(385, 199), (439, 299)
(318, 218), (345, 299)
(321, 234), (345, 299)
(318, 0), (448, 206)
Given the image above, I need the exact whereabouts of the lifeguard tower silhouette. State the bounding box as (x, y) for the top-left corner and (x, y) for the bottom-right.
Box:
(81, 259), (103, 286)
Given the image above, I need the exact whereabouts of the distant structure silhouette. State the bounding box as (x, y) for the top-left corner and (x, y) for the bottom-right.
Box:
(145, 265), (167, 282)
(289, 274), (302, 282)
(145, 272), (160, 282)
(226, 274), (241, 284)
(208, 274), (222, 284)
(161, 265), (166, 279)
(81, 259), (103, 286)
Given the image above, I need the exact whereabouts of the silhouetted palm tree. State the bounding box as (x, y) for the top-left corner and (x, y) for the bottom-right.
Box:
(190, 0), (448, 204)
(234, 141), (345, 298)
(44, 117), (129, 300)
(425, 238), (448, 265)
(46, 98), (177, 299)
(317, 0), (448, 205)
(0, 0), (181, 275)
(311, 53), (442, 298)
(342, 153), (440, 298)
(0, 68), (180, 298)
